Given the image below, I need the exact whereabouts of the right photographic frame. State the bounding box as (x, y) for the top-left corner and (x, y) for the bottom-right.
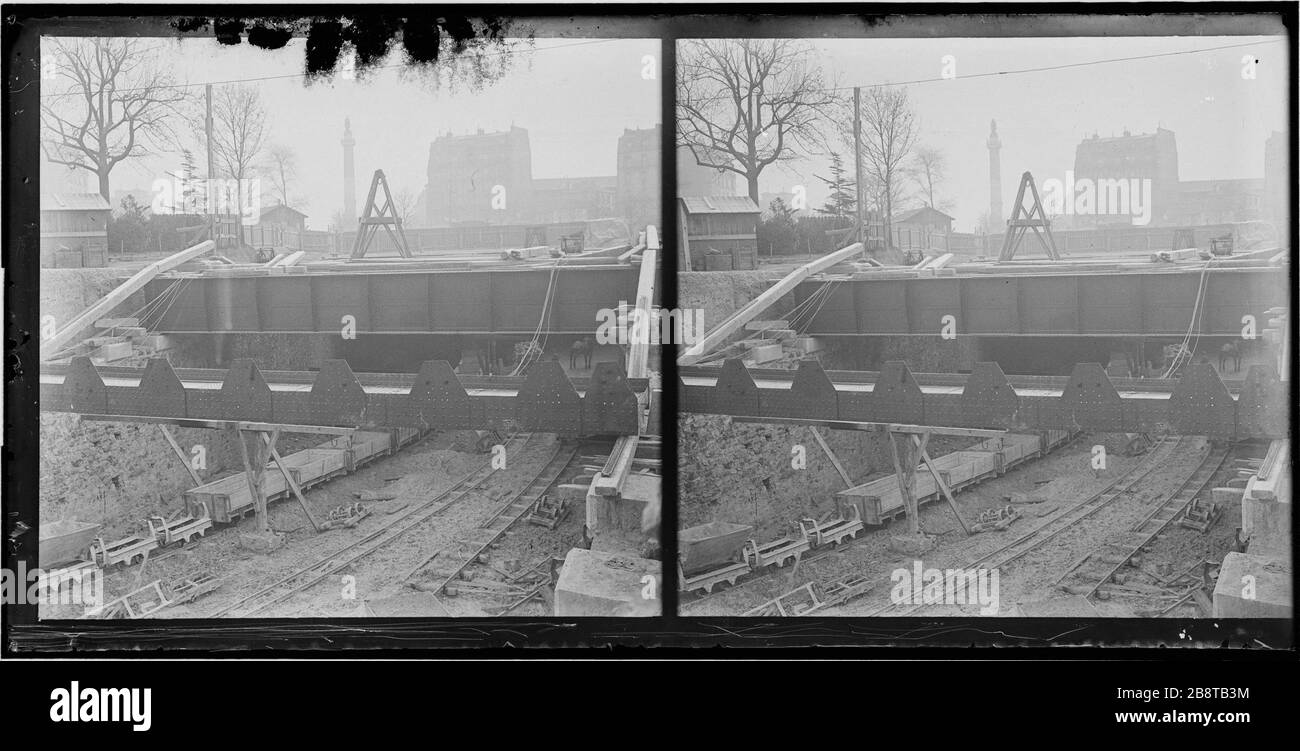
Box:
(673, 17), (1292, 626)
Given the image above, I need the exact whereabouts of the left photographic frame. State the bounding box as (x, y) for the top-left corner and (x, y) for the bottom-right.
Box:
(16, 14), (664, 636)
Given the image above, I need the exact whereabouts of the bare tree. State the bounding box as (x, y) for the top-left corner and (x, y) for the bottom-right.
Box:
(677, 39), (840, 204)
(910, 145), (948, 210)
(208, 84), (268, 220)
(851, 87), (917, 249)
(261, 144), (297, 207)
(40, 38), (190, 199)
(391, 188), (421, 227)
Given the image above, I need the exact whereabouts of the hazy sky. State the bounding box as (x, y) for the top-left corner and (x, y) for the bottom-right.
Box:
(738, 36), (1289, 231)
(43, 34), (1288, 233)
(47, 37), (660, 229)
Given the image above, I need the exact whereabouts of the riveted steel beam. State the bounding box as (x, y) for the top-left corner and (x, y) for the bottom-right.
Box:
(679, 360), (1288, 440)
(794, 266), (1285, 337)
(40, 356), (641, 436)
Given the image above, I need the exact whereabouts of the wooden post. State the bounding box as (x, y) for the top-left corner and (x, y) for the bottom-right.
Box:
(917, 437), (971, 536)
(262, 432), (322, 532)
(627, 228), (658, 380)
(234, 427), (274, 535)
(910, 432), (929, 530)
(853, 86), (864, 246)
(888, 431), (921, 536)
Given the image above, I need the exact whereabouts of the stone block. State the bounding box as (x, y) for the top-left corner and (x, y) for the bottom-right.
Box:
(750, 343), (784, 363)
(238, 531), (286, 554)
(889, 532), (935, 557)
(1211, 486), (1244, 505)
(93, 341), (134, 362)
(553, 548), (661, 616)
(784, 336), (824, 355)
(1242, 494), (1291, 559)
(1212, 551), (1291, 618)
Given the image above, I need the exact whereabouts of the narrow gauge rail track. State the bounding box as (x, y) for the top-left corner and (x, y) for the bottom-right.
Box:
(425, 444), (578, 597)
(863, 434), (1204, 616)
(1056, 443), (1232, 600)
(681, 431), (1089, 612)
(209, 433), (534, 618)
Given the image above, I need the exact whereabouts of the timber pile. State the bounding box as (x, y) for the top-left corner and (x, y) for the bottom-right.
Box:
(47, 317), (176, 365)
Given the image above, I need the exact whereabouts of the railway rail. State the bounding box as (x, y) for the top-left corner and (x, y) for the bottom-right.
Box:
(208, 433), (535, 617)
(1056, 443), (1232, 600)
(862, 434), (1210, 616)
(422, 444), (578, 598)
(681, 430), (1078, 610)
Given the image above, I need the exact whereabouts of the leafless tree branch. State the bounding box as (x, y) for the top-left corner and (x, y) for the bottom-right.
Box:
(40, 38), (191, 199)
(676, 39), (840, 203)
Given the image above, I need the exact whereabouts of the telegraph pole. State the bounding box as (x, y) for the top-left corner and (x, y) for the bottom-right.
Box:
(853, 86), (864, 247)
(205, 83), (215, 244)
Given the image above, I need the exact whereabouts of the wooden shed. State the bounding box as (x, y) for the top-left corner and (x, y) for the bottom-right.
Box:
(40, 193), (111, 268)
(678, 195), (760, 271)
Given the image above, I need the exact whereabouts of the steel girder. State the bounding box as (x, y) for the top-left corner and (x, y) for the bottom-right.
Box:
(40, 357), (641, 436)
(679, 359), (1289, 440)
(795, 267), (1286, 337)
(142, 266), (639, 335)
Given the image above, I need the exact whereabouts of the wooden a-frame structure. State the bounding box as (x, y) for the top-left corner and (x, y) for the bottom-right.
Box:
(998, 171), (1061, 262)
(350, 169), (413, 259)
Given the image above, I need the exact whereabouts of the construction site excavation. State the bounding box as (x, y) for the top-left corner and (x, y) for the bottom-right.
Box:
(36, 35), (664, 619)
(673, 35), (1291, 620)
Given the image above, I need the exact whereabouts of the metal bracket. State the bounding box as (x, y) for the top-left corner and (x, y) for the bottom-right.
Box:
(117, 358), (188, 418)
(310, 360), (368, 426)
(407, 360), (473, 429)
(203, 359), (273, 422)
(960, 361), (1021, 428)
(842, 360), (924, 424)
(1169, 361), (1235, 438)
(582, 361), (639, 435)
(765, 360), (838, 420)
(1237, 364), (1288, 439)
(711, 359), (760, 417)
(62, 356), (109, 414)
(1056, 363), (1125, 431)
(515, 359), (582, 434)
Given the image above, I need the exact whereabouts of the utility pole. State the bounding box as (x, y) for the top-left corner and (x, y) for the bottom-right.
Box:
(853, 86), (864, 247)
(205, 83), (215, 245)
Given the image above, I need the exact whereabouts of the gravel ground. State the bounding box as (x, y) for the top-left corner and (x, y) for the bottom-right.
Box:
(681, 433), (1235, 617)
(43, 433), (592, 619)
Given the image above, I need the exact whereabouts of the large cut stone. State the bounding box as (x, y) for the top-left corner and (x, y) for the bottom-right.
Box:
(1212, 552), (1291, 618)
(553, 548), (661, 617)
